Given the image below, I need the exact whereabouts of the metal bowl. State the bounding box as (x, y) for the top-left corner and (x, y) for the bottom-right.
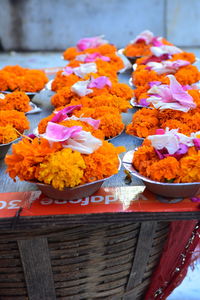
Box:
(25, 102), (42, 115)
(123, 150), (200, 198)
(33, 158), (121, 200)
(116, 49), (132, 73)
(0, 138), (20, 159)
(0, 90), (37, 100)
(118, 49), (142, 65)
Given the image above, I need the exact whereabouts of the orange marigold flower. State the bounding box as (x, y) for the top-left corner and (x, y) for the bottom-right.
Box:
(81, 141), (121, 183)
(73, 105), (124, 138)
(124, 41), (152, 57)
(132, 145), (158, 177)
(175, 65), (200, 86)
(109, 82), (134, 99)
(126, 108), (158, 138)
(69, 94), (131, 112)
(0, 125), (18, 144)
(0, 110), (29, 133)
(146, 156), (180, 182)
(51, 86), (79, 108)
(0, 72), (10, 91)
(0, 65), (48, 92)
(133, 64), (199, 86)
(170, 52), (196, 64)
(36, 148), (86, 190)
(38, 114), (55, 134)
(59, 119), (105, 140)
(188, 89), (200, 107)
(179, 151), (200, 182)
(5, 137), (62, 181)
(63, 44), (117, 60)
(51, 72), (80, 92)
(161, 119), (191, 135)
(0, 91), (31, 112)
(134, 84), (150, 100)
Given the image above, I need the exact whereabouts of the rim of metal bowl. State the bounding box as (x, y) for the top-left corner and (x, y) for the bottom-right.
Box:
(123, 150), (200, 186)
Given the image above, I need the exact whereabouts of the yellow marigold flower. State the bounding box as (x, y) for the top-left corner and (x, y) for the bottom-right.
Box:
(179, 152), (200, 182)
(37, 148), (86, 190)
(0, 125), (18, 144)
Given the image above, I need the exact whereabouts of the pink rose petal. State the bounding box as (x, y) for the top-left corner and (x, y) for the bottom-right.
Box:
(84, 53), (110, 62)
(133, 30), (154, 45)
(76, 36), (107, 51)
(139, 98), (149, 107)
(88, 76), (112, 89)
(149, 81), (161, 88)
(43, 122), (82, 142)
(62, 66), (74, 76)
(193, 138), (200, 150)
(168, 75), (196, 109)
(51, 105), (82, 123)
(151, 37), (163, 47)
(156, 129), (165, 135)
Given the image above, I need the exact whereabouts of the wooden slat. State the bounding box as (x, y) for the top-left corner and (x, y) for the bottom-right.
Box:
(123, 221), (157, 300)
(18, 237), (56, 300)
(0, 212), (199, 230)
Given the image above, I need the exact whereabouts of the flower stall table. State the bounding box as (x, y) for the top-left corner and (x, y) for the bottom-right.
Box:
(0, 58), (200, 299)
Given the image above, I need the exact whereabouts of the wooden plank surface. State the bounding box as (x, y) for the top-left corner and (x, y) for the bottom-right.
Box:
(18, 237), (56, 300)
(124, 221), (157, 300)
(0, 211), (200, 230)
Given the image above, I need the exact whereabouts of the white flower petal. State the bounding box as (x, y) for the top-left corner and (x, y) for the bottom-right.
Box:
(71, 80), (93, 97)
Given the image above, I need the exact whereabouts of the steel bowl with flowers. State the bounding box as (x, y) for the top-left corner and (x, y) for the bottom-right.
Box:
(62, 35), (118, 61)
(37, 104), (124, 141)
(0, 65), (48, 98)
(123, 30), (174, 64)
(5, 120), (124, 200)
(0, 91), (41, 115)
(126, 75), (200, 139)
(123, 129), (200, 198)
(0, 110), (29, 159)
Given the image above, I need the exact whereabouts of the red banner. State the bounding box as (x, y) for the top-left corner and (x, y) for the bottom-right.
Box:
(0, 186), (199, 218)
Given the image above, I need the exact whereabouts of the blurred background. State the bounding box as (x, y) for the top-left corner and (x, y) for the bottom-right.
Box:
(0, 0), (200, 51)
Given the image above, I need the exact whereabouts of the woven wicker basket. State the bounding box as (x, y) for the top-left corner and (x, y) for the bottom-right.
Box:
(0, 221), (169, 299)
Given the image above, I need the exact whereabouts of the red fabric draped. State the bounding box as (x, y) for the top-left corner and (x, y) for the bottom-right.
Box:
(144, 220), (200, 300)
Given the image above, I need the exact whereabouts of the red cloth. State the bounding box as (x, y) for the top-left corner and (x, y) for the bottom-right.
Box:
(144, 220), (200, 300)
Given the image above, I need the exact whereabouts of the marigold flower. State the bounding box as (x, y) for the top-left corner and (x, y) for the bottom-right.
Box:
(73, 105), (124, 138)
(36, 148), (86, 190)
(170, 52), (196, 64)
(124, 41), (152, 57)
(161, 119), (191, 135)
(126, 108), (159, 137)
(0, 65), (48, 92)
(132, 145), (158, 177)
(179, 152), (200, 182)
(81, 141), (122, 183)
(63, 44), (117, 60)
(0, 110), (29, 133)
(146, 156), (181, 182)
(5, 137), (62, 181)
(0, 125), (18, 144)
(0, 91), (31, 112)
(133, 64), (200, 87)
